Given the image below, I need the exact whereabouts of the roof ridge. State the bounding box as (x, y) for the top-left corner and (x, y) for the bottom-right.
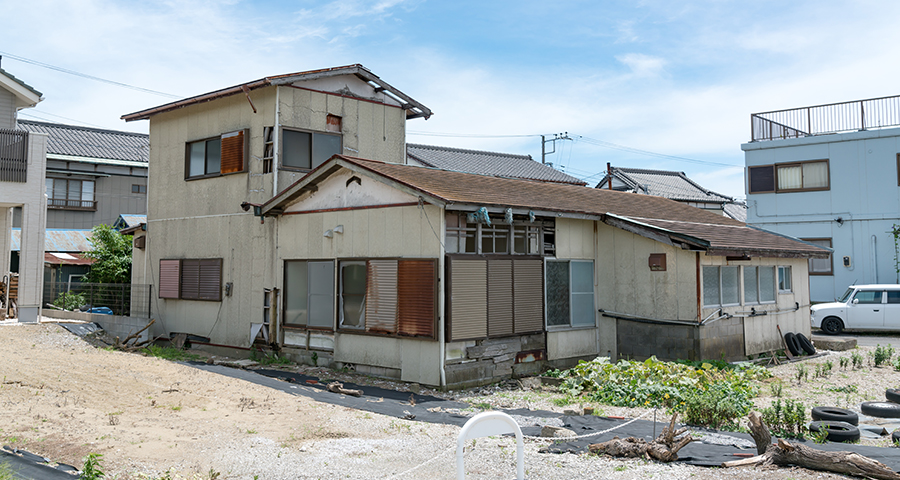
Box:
(18, 119), (148, 138)
(407, 143), (532, 160)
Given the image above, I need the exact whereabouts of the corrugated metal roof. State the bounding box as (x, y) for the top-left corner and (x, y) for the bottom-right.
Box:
(596, 167), (733, 203)
(11, 229), (94, 252)
(113, 214), (147, 230)
(17, 120), (149, 163)
(45, 252), (93, 266)
(407, 143), (586, 186)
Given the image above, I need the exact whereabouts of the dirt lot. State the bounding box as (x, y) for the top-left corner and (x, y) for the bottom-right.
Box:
(0, 321), (896, 479)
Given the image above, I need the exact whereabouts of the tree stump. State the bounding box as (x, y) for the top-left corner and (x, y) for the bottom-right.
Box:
(723, 412), (900, 480)
(589, 413), (695, 462)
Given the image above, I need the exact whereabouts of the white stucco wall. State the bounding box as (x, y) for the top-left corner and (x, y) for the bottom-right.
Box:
(743, 127), (900, 302)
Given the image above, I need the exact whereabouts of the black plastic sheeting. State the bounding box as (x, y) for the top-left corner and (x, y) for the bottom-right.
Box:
(187, 362), (900, 472)
(1, 448), (78, 479)
(58, 322), (103, 337)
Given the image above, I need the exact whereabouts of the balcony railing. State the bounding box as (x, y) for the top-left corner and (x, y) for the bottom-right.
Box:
(751, 95), (900, 142)
(0, 129), (28, 182)
(47, 198), (98, 211)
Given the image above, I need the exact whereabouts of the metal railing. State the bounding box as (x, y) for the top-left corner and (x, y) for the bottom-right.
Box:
(43, 282), (152, 317)
(0, 129), (28, 182)
(47, 198), (98, 211)
(751, 94), (900, 141)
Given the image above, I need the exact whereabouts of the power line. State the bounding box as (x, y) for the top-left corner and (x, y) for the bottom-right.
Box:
(18, 110), (106, 129)
(407, 131), (542, 138)
(573, 135), (739, 167)
(0, 51), (182, 99)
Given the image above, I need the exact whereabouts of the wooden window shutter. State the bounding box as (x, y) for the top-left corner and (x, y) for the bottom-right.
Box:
(365, 260), (398, 333)
(180, 259), (200, 299)
(220, 130), (246, 174)
(159, 260), (180, 298)
(513, 259), (543, 334)
(487, 259), (513, 337)
(397, 260), (436, 338)
(198, 259), (223, 301)
(448, 257), (487, 341)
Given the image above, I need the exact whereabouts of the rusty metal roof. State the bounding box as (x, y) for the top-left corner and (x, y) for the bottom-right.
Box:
(263, 156), (829, 259)
(45, 252), (93, 266)
(11, 229), (93, 252)
(122, 64), (432, 122)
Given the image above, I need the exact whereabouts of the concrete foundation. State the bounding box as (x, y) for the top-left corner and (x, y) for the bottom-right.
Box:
(616, 317), (746, 362)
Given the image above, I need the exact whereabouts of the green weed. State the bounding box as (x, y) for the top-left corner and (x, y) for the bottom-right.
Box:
(874, 344), (894, 367)
(143, 345), (205, 362)
(761, 399), (806, 439)
(81, 453), (104, 480)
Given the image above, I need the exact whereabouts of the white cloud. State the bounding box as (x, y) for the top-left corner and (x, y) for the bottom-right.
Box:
(615, 53), (666, 78)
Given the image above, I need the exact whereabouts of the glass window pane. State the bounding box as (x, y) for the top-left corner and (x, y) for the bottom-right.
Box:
(546, 261), (570, 326)
(721, 266), (739, 305)
(189, 141), (206, 176)
(887, 291), (900, 304)
(53, 179), (66, 203)
(340, 262), (367, 328)
(759, 266), (775, 302)
(743, 267), (758, 303)
(312, 133), (341, 168)
(854, 290), (882, 304)
(206, 138), (221, 174)
(778, 266), (792, 291)
(308, 261), (334, 328)
(282, 130), (311, 169)
(81, 180), (94, 207)
(45, 178), (53, 198)
(284, 261), (309, 326)
(67, 180), (82, 200)
(702, 266), (720, 306)
(803, 161), (828, 188)
(571, 293), (594, 327)
(777, 165), (802, 190)
(571, 261), (593, 294)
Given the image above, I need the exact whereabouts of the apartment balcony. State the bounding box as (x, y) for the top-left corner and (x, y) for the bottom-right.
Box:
(0, 129), (28, 182)
(751, 95), (900, 142)
(47, 199), (98, 211)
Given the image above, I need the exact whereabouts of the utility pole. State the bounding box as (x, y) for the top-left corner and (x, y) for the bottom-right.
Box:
(541, 132), (572, 164)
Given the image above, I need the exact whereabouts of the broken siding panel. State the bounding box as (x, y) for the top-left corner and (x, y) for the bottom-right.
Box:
(366, 259), (398, 333)
(488, 259), (513, 337)
(397, 260), (436, 337)
(449, 258), (487, 341)
(514, 259), (544, 334)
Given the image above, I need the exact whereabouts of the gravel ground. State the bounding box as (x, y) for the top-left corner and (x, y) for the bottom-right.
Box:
(0, 321), (892, 479)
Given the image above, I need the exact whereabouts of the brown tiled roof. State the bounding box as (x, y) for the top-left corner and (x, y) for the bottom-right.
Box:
(268, 156), (828, 258)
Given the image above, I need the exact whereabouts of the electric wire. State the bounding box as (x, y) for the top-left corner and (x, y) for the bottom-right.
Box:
(0, 51), (182, 99)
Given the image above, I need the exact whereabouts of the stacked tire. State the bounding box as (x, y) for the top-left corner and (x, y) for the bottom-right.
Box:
(810, 407), (860, 442)
(784, 332), (816, 356)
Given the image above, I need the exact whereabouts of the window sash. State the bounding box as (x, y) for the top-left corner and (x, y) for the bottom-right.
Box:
(282, 129), (342, 170)
(778, 266), (792, 292)
(545, 260), (594, 328)
(284, 260), (335, 328)
(702, 266), (740, 307)
(804, 238), (833, 275)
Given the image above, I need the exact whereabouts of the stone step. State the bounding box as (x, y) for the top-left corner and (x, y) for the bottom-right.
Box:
(811, 334), (857, 351)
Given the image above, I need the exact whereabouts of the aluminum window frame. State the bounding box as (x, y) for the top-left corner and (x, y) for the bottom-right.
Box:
(544, 258), (595, 330)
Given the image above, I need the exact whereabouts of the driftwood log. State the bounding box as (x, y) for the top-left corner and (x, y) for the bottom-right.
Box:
(589, 414), (695, 462)
(115, 318), (156, 351)
(722, 412), (900, 480)
(326, 381), (362, 397)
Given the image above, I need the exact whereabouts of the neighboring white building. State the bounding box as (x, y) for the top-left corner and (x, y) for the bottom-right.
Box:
(0, 67), (47, 322)
(743, 95), (900, 303)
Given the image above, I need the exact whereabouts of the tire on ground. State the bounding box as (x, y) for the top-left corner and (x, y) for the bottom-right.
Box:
(808, 421), (860, 442)
(811, 406), (858, 426)
(886, 388), (900, 404)
(796, 333), (816, 355)
(861, 401), (900, 418)
(784, 332), (802, 356)
(892, 429), (900, 446)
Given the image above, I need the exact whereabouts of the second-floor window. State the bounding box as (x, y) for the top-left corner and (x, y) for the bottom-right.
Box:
(281, 129), (342, 170)
(445, 212), (553, 256)
(185, 130), (247, 180)
(46, 178), (95, 210)
(748, 159), (829, 194)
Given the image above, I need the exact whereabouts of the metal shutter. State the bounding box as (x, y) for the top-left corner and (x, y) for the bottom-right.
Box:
(488, 259), (513, 337)
(365, 260), (398, 334)
(159, 259), (180, 298)
(198, 259), (223, 301)
(180, 259), (200, 300)
(448, 258), (487, 341)
(513, 259), (544, 334)
(397, 260), (436, 338)
(220, 130), (246, 174)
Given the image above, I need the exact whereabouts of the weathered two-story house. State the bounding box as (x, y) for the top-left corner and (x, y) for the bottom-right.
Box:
(744, 96), (900, 302)
(125, 65), (828, 388)
(0, 67), (47, 322)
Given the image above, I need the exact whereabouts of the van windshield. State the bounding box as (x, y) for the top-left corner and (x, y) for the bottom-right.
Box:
(838, 288), (854, 303)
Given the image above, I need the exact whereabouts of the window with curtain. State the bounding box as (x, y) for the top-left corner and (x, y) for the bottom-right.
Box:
(750, 160), (829, 193)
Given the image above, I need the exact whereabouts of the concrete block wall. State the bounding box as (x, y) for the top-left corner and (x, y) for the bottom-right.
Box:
(616, 317), (746, 362)
(444, 333), (547, 389)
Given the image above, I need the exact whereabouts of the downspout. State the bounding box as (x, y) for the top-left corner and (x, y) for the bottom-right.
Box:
(695, 252), (701, 323)
(871, 235), (878, 283)
(438, 203), (447, 388)
(273, 86), (281, 196)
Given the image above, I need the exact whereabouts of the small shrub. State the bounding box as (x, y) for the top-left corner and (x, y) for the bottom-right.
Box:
(81, 453), (104, 480)
(839, 356), (850, 369)
(761, 399), (806, 439)
(875, 344), (895, 367)
(143, 345), (204, 362)
(52, 291), (85, 311)
(851, 351), (864, 370)
(770, 382), (783, 398)
(795, 363), (809, 383)
(810, 427), (829, 444)
(681, 383), (752, 430)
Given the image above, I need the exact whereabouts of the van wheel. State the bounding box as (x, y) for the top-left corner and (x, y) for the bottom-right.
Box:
(821, 317), (844, 335)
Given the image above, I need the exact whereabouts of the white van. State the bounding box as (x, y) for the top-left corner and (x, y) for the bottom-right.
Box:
(811, 284), (900, 334)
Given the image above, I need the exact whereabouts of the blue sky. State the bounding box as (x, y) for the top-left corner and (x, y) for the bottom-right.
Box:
(3, 0), (899, 199)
